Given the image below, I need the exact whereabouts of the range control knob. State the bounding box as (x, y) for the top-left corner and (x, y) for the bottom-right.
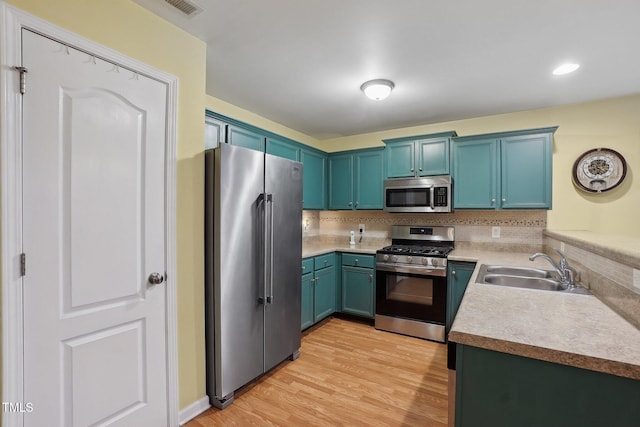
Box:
(421, 257), (428, 265)
(407, 256), (413, 263)
(383, 254), (389, 262)
(392, 255), (398, 263)
(432, 259), (439, 267)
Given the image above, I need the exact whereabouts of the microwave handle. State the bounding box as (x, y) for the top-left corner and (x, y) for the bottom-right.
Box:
(430, 185), (435, 210)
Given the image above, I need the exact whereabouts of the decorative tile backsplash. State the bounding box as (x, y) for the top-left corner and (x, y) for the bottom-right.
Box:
(303, 209), (546, 250)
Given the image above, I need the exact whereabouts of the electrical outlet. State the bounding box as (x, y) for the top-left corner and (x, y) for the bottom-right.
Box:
(560, 242), (565, 252)
(359, 223), (365, 233)
(491, 226), (501, 238)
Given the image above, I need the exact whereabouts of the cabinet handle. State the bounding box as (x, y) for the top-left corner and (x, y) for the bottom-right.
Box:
(410, 168), (414, 172)
(323, 260), (327, 266)
(348, 201), (352, 206)
(502, 198), (506, 203)
(355, 201), (359, 208)
(354, 259), (359, 265)
(491, 198), (496, 204)
(419, 167), (422, 171)
(452, 270), (457, 276)
(369, 274), (373, 282)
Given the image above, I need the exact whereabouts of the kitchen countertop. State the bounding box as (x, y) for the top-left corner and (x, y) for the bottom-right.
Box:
(448, 248), (640, 381)
(302, 240), (384, 258)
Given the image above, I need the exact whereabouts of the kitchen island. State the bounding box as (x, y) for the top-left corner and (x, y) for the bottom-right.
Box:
(447, 248), (640, 427)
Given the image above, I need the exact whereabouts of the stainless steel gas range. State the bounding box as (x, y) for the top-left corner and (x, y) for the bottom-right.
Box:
(375, 225), (454, 343)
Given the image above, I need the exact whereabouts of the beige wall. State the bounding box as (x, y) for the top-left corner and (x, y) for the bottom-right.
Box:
(5, 0), (207, 409)
(318, 95), (640, 237)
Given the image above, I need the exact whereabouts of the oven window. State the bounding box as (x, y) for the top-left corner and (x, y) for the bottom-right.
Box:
(387, 275), (433, 305)
(376, 270), (446, 324)
(386, 188), (429, 207)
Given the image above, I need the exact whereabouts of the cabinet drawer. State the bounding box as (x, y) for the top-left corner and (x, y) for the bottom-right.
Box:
(341, 253), (374, 268)
(314, 253), (335, 270)
(302, 258), (314, 275)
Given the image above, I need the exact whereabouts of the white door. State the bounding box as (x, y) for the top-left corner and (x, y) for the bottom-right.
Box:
(21, 29), (169, 426)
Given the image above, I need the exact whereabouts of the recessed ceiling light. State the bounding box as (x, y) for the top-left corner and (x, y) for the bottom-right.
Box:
(360, 79), (395, 100)
(552, 63), (580, 76)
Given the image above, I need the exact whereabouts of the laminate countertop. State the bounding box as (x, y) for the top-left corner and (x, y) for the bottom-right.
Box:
(448, 248), (640, 381)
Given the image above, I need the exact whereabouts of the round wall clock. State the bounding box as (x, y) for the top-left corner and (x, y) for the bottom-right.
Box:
(572, 148), (627, 193)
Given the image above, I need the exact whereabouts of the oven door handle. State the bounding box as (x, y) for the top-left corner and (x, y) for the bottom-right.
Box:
(376, 264), (447, 277)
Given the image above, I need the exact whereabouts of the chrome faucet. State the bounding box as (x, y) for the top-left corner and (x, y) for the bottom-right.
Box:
(529, 249), (577, 288)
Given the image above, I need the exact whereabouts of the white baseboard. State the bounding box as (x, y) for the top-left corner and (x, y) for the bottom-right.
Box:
(179, 396), (211, 425)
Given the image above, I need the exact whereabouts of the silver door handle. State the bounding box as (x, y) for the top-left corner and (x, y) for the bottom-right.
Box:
(259, 193), (268, 304)
(429, 185), (435, 210)
(267, 193), (274, 304)
(148, 272), (164, 285)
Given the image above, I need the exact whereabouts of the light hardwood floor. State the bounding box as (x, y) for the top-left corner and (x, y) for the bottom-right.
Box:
(186, 317), (448, 426)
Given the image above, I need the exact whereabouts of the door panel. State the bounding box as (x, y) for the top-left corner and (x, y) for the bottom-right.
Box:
(264, 153), (302, 371)
(22, 30), (168, 426)
(213, 144), (265, 397)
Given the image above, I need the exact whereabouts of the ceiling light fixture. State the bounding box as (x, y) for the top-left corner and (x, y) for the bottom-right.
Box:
(552, 63), (580, 75)
(360, 79), (395, 100)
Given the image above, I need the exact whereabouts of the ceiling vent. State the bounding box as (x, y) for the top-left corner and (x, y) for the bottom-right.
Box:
(164, 0), (203, 17)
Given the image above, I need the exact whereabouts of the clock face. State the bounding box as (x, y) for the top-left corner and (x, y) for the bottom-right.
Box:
(572, 148), (627, 193)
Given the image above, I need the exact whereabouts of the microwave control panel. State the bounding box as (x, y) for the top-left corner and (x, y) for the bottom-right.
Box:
(434, 187), (448, 207)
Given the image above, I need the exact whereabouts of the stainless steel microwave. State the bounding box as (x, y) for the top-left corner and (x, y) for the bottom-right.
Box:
(383, 176), (452, 213)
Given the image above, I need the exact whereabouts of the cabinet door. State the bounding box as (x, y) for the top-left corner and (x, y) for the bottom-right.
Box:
(205, 116), (227, 149)
(417, 137), (449, 176)
(266, 136), (300, 161)
(329, 153), (354, 209)
(355, 150), (384, 209)
(446, 262), (475, 333)
(341, 266), (374, 318)
(228, 125), (265, 151)
(300, 148), (327, 209)
(501, 133), (552, 209)
(313, 266), (335, 322)
(452, 139), (498, 209)
(301, 272), (314, 330)
(386, 141), (415, 178)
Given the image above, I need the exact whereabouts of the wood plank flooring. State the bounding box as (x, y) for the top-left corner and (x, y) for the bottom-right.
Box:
(186, 317), (448, 426)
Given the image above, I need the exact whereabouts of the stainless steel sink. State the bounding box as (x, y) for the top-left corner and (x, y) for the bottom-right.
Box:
(485, 265), (557, 279)
(476, 264), (591, 294)
(483, 274), (565, 291)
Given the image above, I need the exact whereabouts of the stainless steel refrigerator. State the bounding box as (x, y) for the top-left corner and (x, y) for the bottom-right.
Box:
(204, 143), (303, 409)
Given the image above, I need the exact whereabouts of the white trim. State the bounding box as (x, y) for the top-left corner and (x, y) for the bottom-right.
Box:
(178, 396), (211, 426)
(0, 3), (180, 426)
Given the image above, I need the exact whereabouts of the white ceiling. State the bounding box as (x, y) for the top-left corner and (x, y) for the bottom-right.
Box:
(133, 0), (640, 139)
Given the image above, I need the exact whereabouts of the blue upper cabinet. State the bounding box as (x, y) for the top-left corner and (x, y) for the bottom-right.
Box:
(501, 133), (553, 209)
(227, 125), (265, 151)
(328, 153), (354, 209)
(300, 147), (327, 210)
(266, 136), (300, 161)
(383, 131), (456, 178)
(452, 127), (557, 210)
(452, 138), (499, 209)
(206, 110), (329, 210)
(329, 148), (384, 210)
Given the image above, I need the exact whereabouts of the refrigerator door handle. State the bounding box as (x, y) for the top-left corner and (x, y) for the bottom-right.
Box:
(257, 193), (267, 305)
(266, 193), (274, 304)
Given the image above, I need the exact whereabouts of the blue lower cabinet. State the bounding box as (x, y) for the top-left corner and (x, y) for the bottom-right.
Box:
(301, 254), (336, 330)
(301, 272), (314, 330)
(446, 261), (475, 334)
(455, 345), (640, 427)
(340, 253), (375, 319)
(313, 266), (335, 322)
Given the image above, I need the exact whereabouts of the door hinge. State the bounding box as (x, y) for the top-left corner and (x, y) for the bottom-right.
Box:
(20, 253), (26, 277)
(14, 66), (28, 94)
